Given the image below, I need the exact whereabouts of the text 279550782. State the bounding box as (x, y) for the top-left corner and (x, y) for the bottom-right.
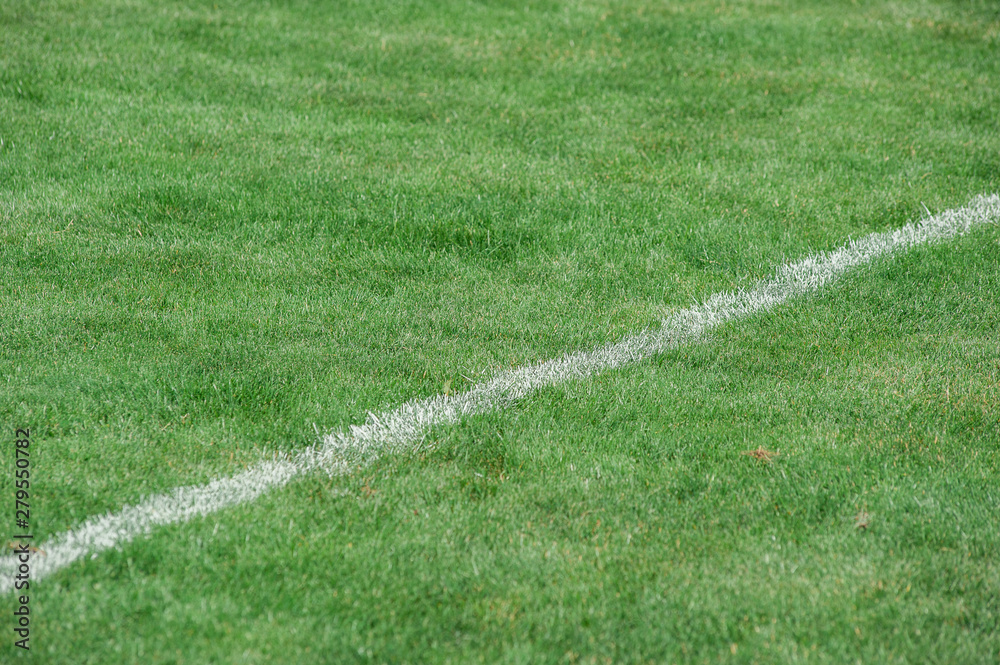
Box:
(13, 428), (32, 651)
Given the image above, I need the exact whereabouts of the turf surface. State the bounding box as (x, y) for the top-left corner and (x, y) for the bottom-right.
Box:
(1, 0), (999, 662)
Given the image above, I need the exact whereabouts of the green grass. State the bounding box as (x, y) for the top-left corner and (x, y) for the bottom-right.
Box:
(2, 0), (999, 662)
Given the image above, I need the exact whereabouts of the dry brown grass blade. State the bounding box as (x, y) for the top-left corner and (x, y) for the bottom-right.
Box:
(4, 541), (46, 556)
(741, 447), (779, 463)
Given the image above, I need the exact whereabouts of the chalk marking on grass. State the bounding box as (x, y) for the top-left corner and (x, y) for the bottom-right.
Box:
(2, 194), (998, 593)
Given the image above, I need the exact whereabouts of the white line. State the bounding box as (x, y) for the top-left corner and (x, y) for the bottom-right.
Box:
(3, 194), (998, 593)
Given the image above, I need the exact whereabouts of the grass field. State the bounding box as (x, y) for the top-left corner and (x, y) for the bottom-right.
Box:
(2, 0), (1000, 662)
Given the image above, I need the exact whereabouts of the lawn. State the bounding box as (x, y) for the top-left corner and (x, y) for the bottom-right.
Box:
(1, 0), (999, 662)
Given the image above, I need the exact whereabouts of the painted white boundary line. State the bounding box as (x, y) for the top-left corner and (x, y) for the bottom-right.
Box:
(2, 194), (998, 593)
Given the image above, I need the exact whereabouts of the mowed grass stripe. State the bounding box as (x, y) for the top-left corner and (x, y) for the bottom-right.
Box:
(2, 194), (997, 594)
